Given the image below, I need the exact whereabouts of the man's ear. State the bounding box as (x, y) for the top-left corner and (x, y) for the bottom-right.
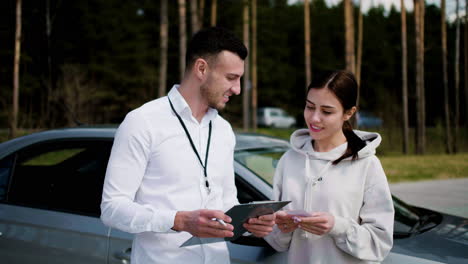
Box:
(194, 58), (208, 79)
(344, 106), (357, 121)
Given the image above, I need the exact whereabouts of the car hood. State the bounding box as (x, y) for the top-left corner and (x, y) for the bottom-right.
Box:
(392, 212), (468, 263)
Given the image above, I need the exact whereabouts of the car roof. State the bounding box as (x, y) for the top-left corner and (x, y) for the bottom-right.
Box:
(0, 127), (117, 159)
(0, 127), (290, 159)
(235, 133), (290, 150)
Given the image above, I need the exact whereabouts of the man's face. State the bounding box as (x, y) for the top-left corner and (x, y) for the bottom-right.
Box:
(200, 51), (244, 110)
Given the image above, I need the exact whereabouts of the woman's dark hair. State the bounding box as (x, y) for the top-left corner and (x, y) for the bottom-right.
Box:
(186, 27), (248, 69)
(306, 70), (366, 165)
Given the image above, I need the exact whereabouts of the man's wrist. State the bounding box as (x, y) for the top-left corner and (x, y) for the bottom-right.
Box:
(172, 211), (187, 232)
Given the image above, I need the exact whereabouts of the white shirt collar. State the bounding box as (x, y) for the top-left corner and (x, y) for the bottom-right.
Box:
(167, 85), (218, 126)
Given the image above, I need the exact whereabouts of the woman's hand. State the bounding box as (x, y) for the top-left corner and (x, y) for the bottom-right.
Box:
(275, 211), (299, 233)
(243, 213), (276, 237)
(297, 212), (335, 235)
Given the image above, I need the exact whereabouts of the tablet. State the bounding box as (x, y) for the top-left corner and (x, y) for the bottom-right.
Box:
(180, 200), (291, 247)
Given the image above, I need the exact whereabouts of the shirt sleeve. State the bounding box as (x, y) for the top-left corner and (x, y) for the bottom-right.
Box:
(222, 128), (239, 211)
(328, 156), (394, 262)
(264, 155), (294, 252)
(100, 110), (177, 233)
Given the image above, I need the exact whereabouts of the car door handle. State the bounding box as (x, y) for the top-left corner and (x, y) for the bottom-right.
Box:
(113, 248), (131, 263)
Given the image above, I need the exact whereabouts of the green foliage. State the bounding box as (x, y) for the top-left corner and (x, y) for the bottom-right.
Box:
(0, 0), (466, 132)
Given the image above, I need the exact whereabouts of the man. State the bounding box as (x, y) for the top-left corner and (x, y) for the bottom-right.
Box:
(100, 27), (275, 264)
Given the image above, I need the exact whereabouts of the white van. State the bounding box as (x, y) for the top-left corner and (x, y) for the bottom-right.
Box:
(257, 107), (296, 128)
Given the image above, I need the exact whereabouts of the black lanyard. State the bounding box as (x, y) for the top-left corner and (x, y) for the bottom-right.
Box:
(168, 97), (212, 193)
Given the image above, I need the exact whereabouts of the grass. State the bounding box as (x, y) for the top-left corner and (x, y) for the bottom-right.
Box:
(247, 126), (468, 155)
(381, 153), (468, 183)
(241, 127), (468, 183)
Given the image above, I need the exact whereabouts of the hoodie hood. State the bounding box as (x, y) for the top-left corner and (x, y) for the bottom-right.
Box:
(289, 128), (381, 161)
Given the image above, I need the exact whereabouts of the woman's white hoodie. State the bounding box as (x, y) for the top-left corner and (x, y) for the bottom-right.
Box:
(265, 129), (394, 264)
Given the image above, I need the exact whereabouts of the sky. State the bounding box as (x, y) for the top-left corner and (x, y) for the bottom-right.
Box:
(288, 0), (466, 21)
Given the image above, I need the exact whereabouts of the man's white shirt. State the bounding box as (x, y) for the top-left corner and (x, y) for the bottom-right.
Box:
(100, 85), (239, 264)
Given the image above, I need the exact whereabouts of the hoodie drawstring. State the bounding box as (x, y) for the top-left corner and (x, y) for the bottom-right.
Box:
(302, 155), (333, 239)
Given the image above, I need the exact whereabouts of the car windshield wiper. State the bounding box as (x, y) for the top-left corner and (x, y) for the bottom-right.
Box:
(409, 213), (439, 233)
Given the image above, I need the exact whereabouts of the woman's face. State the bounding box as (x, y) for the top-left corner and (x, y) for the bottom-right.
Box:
(304, 87), (354, 143)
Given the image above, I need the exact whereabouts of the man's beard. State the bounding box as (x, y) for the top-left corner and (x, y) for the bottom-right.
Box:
(200, 83), (225, 111)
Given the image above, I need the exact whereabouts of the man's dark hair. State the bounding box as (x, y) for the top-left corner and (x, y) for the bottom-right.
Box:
(186, 27), (248, 69)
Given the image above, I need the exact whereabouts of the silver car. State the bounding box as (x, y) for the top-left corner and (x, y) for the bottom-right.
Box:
(0, 127), (466, 263)
(257, 107), (296, 128)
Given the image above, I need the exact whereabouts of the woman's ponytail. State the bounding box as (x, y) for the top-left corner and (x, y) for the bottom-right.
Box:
(332, 120), (366, 165)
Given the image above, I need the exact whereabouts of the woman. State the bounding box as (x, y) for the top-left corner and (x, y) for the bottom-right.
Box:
(265, 70), (394, 263)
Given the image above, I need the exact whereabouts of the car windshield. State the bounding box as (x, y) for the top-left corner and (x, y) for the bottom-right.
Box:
(234, 146), (288, 185)
(234, 145), (439, 237)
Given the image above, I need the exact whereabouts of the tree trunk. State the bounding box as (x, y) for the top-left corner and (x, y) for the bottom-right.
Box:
(356, 0), (363, 87)
(414, 0), (425, 154)
(190, 0), (199, 35)
(454, 0), (460, 153)
(420, 0), (425, 154)
(159, 0), (168, 98)
(242, 0), (250, 131)
(304, 0), (311, 89)
(198, 0), (205, 29)
(211, 0), (217, 26)
(465, 0), (468, 128)
(401, 0), (409, 154)
(441, 0), (452, 153)
(354, 0), (363, 128)
(414, 0), (422, 154)
(11, 0), (22, 139)
(45, 0), (52, 125)
(344, 0), (355, 74)
(178, 0), (187, 81)
(251, 0), (258, 131)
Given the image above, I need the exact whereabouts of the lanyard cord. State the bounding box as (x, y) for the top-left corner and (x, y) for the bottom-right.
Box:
(168, 97), (212, 192)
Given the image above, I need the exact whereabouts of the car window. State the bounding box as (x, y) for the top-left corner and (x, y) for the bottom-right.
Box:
(0, 155), (15, 201)
(270, 111), (279, 117)
(6, 139), (113, 217)
(235, 173), (268, 204)
(234, 147), (287, 185)
(22, 148), (86, 166)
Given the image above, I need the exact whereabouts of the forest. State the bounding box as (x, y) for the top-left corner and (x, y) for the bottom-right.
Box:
(1, 0), (467, 153)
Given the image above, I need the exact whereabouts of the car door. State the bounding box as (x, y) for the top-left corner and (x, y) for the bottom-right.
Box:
(0, 139), (113, 264)
(277, 109), (287, 127)
(107, 228), (134, 264)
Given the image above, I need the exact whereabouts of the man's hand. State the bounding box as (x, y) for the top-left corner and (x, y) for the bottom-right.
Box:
(243, 213), (276, 237)
(275, 211), (299, 233)
(173, 209), (234, 238)
(297, 212), (335, 235)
